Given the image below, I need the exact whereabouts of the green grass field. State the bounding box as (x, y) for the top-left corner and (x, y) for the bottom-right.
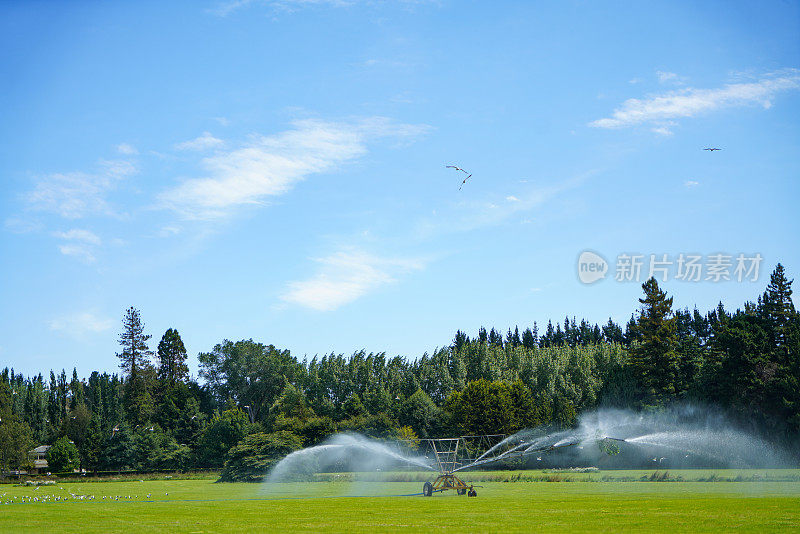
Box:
(1, 471), (799, 533)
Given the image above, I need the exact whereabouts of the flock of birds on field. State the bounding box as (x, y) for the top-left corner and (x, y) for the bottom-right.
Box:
(446, 148), (720, 190)
(1, 485), (169, 506)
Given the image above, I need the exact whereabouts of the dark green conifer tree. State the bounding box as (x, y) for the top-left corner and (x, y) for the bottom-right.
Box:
(116, 307), (155, 425)
(157, 328), (189, 386)
(630, 278), (680, 405)
(760, 263), (796, 357)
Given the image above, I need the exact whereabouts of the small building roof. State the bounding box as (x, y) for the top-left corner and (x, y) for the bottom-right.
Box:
(30, 445), (51, 454)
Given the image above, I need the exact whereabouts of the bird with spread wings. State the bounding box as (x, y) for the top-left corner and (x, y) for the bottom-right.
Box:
(703, 147), (722, 151)
(446, 165), (472, 190)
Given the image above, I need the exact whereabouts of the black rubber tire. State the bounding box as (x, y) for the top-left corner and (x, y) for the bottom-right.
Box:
(468, 489), (477, 497)
(457, 488), (466, 495)
(423, 481), (433, 497)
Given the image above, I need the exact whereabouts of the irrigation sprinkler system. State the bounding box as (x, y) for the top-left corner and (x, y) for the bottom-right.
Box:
(416, 434), (627, 497)
(268, 409), (794, 497)
(420, 438), (473, 497)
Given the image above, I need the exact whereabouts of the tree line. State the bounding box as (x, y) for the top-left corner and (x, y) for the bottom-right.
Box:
(1, 264), (798, 477)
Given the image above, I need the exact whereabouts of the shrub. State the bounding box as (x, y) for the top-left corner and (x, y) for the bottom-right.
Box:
(48, 437), (80, 473)
(196, 408), (253, 467)
(218, 431), (303, 482)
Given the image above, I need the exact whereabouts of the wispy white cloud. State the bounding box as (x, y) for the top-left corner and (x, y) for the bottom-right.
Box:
(57, 244), (96, 263)
(158, 118), (429, 220)
(416, 170), (595, 239)
(356, 116), (431, 143)
(212, 0), (354, 16)
(651, 123), (675, 136)
(49, 312), (114, 337)
(116, 143), (138, 155)
(53, 229), (102, 263)
(4, 217), (43, 234)
(590, 69), (800, 130)
(211, 0), (255, 16)
(212, 0), (434, 16)
(281, 249), (424, 311)
(54, 229), (101, 245)
(26, 158), (136, 219)
(357, 58), (416, 71)
(157, 226), (182, 237)
(656, 71), (685, 85)
(684, 180), (699, 188)
(174, 132), (225, 151)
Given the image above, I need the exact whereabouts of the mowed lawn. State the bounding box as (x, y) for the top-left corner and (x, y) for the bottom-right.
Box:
(1, 473), (799, 533)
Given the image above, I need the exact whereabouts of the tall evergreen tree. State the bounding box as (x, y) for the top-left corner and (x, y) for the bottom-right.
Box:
(623, 314), (638, 345)
(69, 368), (85, 410)
(452, 330), (469, 352)
(630, 278), (680, 405)
(157, 328), (189, 385)
(117, 307), (153, 380)
(760, 263), (796, 356)
(506, 327), (521, 347)
(116, 307), (155, 425)
(477, 327), (488, 344)
(542, 320), (556, 347)
(488, 328), (503, 347)
(521, 327), (537, 349)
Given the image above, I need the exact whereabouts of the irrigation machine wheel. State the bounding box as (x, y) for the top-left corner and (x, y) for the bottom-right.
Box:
(467, 488), (477, 497)
(457, 488), (466, 495)
(423, 481), (433, 497)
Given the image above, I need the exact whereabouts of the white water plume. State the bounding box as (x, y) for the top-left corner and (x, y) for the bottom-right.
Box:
(264, 406), (796, 490)
(266, 433), (434, 484)
(454, 406), (797, 471)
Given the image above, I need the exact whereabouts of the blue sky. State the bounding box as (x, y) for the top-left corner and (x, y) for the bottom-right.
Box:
(1, 0), (799, 377)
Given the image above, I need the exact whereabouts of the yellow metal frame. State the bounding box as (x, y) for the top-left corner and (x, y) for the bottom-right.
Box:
(431, 474), (469, 494)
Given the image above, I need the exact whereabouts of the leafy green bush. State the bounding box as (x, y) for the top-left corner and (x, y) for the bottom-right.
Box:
(274, 415), (336, 445)
(48, 436), (80, 473)
(218, 431), (303, 482)
(197, 408), (254, 467)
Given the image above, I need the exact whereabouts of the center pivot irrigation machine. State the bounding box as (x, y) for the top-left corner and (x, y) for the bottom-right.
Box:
(415, 434), (627, 497)
(421, 437), (477, 497)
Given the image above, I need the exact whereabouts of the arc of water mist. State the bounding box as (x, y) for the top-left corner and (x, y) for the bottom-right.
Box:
(473, 434), (528, 463)
(474, 430), (561, 464)
(452, 436), (627, 473)
(625, 434), (729, 464)
(331, 439), (437, 471)
(267, 434), (436, 483)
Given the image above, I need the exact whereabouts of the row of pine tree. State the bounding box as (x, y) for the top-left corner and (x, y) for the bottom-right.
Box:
(1, 264), (797, 475)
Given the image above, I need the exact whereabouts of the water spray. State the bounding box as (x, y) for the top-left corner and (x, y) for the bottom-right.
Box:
(264, 406), (795, 497)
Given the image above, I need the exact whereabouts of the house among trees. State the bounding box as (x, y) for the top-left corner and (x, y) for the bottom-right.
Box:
(29, 445), (50, 474)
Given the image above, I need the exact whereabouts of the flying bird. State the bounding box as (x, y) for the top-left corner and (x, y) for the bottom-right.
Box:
(446, 165), (472, 190)
(703, 147), (722, 151)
